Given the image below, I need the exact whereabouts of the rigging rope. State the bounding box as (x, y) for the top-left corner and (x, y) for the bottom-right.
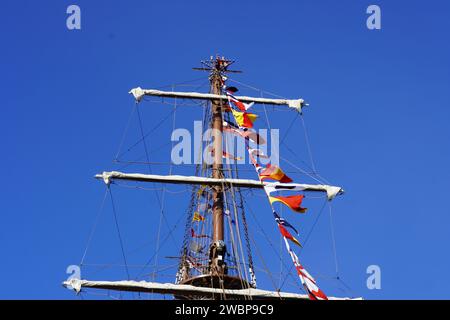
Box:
(152, 88), (178, 285)
(113, 182), (189, 194)
(222, 184), (246, 289)
(328, 202), (339, 277)
(280, 112), (299, 145)
(227, 76), (331, 185)
(108, 186), (130, 280)
(226, 182), (251, 292)
(251, 238), (283, 298)
(222, 110), (256, 290)
(280, 155), (330, 185)
(176, 98), (211, 282)
(242, 196), (304, 293)
(135, 207), (187, 280)
(300, 114), (317, 175)
(134, 102), (181, 276)
(278, 198), (328, 290)
(80, 189), (108, 266)
(114, 102), (137, 161)
(116, 107), (176, 161)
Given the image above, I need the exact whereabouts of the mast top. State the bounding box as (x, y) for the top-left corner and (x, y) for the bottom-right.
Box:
(192, 55), (242, 74)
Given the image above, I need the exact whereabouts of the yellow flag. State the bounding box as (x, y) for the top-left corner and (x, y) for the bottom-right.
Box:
(192, 211), (205, 222)
(231, 109), (258, 128)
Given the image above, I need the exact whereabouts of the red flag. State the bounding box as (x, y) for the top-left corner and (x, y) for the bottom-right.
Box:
(295, 264), (328, 300)
(225, 88), (254, 111)
(269, 195), (307, 213)
(278, 224), (302, 247)
(230, 97), (254, 112)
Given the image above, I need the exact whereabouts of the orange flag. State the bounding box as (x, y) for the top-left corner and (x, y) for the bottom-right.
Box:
(259, 164), (293, 183)
(269, 195), (307, 213)
(278, 224), (302, 247)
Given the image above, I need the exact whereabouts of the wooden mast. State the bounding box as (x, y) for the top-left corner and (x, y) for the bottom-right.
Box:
(209, 57), (226, 276)
(177, 56), (254, 295)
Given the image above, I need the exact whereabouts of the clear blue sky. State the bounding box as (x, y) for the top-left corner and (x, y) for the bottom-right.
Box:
(1, 0), (450, 299)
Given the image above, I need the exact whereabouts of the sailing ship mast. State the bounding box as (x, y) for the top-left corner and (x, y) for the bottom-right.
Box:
(176, 57), (254, 296)
(209, 58), (226, 277)
(64, 56), (358, 300)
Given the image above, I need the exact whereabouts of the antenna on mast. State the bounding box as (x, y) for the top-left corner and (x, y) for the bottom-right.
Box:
(192, 55), (242, 74)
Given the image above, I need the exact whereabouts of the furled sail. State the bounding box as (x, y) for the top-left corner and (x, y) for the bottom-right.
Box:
(96, 171), (343, 200)
(63, 279), (359, 300)
(128, 88), (306, 113)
